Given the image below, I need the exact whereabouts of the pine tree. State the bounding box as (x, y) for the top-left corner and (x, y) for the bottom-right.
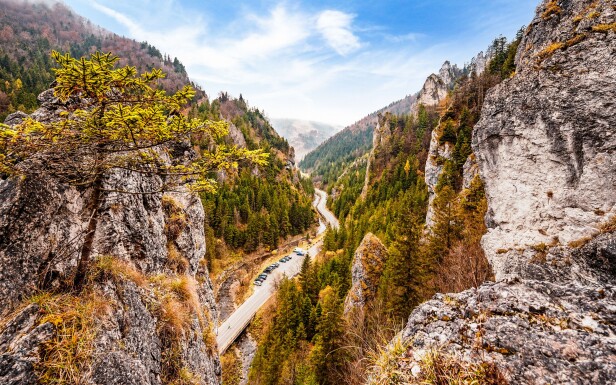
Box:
(377, 190), (424, 321)
(0, 51), (267, 289)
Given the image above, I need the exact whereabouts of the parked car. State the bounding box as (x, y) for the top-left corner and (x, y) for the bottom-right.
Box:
(254, 280), (262, 286)
(294, 247), (305, 256)
(264, 267), (273, 273)
(258, 274), (268, 279)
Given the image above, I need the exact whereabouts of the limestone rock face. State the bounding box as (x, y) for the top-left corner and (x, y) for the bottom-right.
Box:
(412, 61), (461, 115)
(424, 126), (454, 228)
(472, 0), (616, 279)
(0, 90), (220, 384)
(397, 266), (616, 384)
(385, 232), (616, 385)
(462, 154), (479, 190)
(361, 116), (388, 199)
(376, 2), (616, 384)
(227, 121), (247, 148)
(344, 233), (388, 314)
(468, 51), (489, 76)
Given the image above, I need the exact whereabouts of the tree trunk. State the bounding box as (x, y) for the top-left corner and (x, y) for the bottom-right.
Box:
(73, 174), (103, 291)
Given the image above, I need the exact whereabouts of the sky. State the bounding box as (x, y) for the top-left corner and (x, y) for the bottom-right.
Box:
(62, 0), (538, 127)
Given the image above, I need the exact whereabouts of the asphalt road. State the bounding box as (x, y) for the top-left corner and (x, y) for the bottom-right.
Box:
(314, 188), (339, 229)
(216, 189), (337, 354)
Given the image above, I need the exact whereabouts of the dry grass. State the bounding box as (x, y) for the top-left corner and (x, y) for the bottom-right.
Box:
(600, 215), (616, 233)
(162, 195), (188, 241)
(565, 34), (586, 48)
(158, 295), (192, 338)
(567, 236), (593, 249)
(536, 42), (565, 60)
(368, 342), (508, 385)
(169, 367), (202, 385)
(151, 274), (201, 337)
(31, 291), (111, 385)
(151, 272), (218, 380)
(367, 335), (411, 385)
(417, 350), (507, 385)
(167, 243), (190, 274)
(91, 255), (146, 287)
(592, 23), (616, 33)
(542, 1), (561, 20)
(530, 243), (549, 264)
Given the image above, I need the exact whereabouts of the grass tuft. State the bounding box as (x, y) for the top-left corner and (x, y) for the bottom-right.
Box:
(592, 23), (616, 33)
(600, 215), (616, 233)
(367, 335), (410, 385)
(167, 243), (190, 274)
(31, 292), (111, 385)
(368, 341), (508, 385)
(418, 349), (507, 384)
(91, 255), (146, 287)
(162, 195), (188, 241)
(536, 42), (565, 60)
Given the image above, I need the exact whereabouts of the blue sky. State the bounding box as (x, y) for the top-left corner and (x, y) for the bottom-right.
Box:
(63, 0), (539, 126)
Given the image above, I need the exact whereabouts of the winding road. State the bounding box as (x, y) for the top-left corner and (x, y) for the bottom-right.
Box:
(216, 188), (337, 354)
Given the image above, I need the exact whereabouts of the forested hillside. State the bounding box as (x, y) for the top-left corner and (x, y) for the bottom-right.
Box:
(191, 93), (315, 269)
(0, 0), (204, 121)
(250, 32), (523, 385)
(0, 0), (315, 273)
(299, 93), (418, 187)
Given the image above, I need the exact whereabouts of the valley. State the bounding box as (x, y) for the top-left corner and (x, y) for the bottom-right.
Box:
(0, 0), (615, 385)
(216, 189), (338, 355)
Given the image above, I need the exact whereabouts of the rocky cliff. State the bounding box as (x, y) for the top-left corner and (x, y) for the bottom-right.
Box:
(473, 0), (616, 279)
(363, 62), (461, 201)
(412, 61), (461, 115)
(371, 1), (616, 384)
(343, 233), (388, 315)
(0, 91), (221, 384)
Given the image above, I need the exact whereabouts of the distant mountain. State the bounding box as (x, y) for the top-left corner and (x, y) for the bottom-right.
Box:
(299, 60), (463, 186)
(0, 0), (205, 121)
(270, 118), (342, 161)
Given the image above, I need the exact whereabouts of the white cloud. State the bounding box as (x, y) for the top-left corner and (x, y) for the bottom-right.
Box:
(234, 6), (310, 59)
(316, 10), (361, 55)
(71, 1), (444, 126)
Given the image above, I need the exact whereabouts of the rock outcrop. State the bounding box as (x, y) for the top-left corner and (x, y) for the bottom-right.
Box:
(472, 0), (616, 279)
(364, 60), (462, 202)
(227, 121), (247, 148)
(373, 232), (616, 384)
(0, 90), (221, 384)
(373, 1), (616, 384)
(343, 233), (388, 314)
(468, 50), (489, 76)
(360, 116), (388, 200)
(424, 124), (454, 228)
(412, 61), (461, 115)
